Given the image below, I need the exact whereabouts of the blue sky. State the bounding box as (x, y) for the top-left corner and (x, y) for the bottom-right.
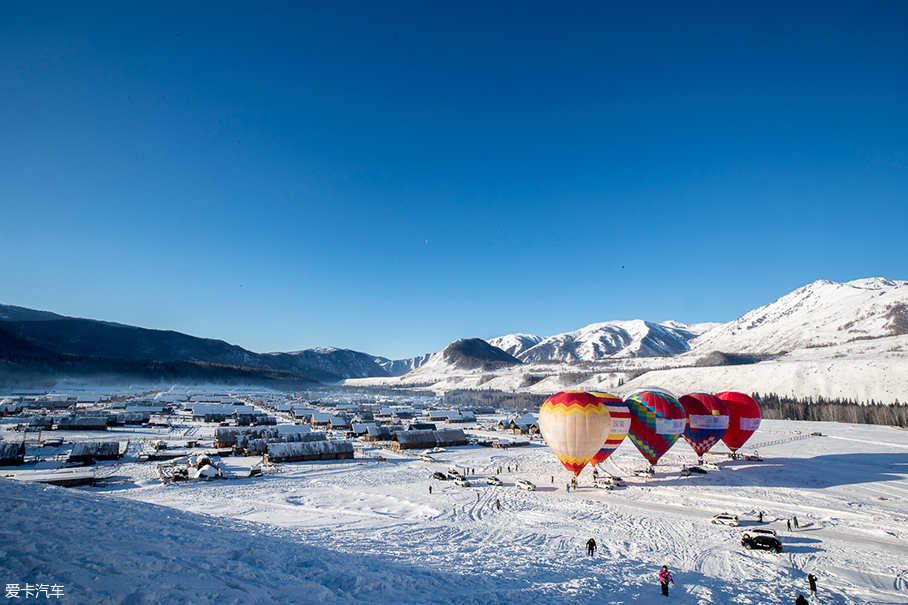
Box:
(2, 2), (906, 359)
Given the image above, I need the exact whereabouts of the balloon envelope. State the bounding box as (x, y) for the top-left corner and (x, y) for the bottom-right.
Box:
(587, 392), (631, 466)
(679, 393), (730, 457)
(626, 390), (686, 466)
(538, 391), (611, 476)
(716, 392), (762, 453)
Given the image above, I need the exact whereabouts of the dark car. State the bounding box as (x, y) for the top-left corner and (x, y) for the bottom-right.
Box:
(741, 535), (783, 553)
(432, 471), (448, 481)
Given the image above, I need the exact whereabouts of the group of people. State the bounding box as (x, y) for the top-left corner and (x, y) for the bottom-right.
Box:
(582, 539), (818, 601)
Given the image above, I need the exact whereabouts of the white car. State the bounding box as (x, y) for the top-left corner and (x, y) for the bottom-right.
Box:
(454, 477), (471, 488)
(419, 455), (435, 463)
(711, 513), (740, 526)
(702, 461), (720, 471)
(516, 479), (536, 491)
(593, 479), (613, 490)
(742, 528), (777, 538)
(486, 476), (503, 486)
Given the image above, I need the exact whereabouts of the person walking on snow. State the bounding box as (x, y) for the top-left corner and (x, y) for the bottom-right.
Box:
(586, 538), (597, 557)
(495, 498), (501, 511)
(429, 485), (432, 495)
(658, 566), (674, 596)
(795, 594), (809, 605)
(758, 511), (763, 523)
(787, 518), (792, 531)
(807, 573), (817, 598)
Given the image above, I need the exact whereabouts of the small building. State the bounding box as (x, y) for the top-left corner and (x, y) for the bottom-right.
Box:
(363, 425), (401, 442)
(408, 423), (437, 431)
(327, 416), (351, 431)
(28, 417), (54, 430)
(266, 440), (355, 463)
(0, 442), (26, 465)
(434, 428), (468, 448)
(390, 429), (437, 451)
(310, 413), (333, 427)
(57, 416), (109, 431)
(68, 441), (124, 464)
(1, 404), (23, 415)
(346, 422), (378, 438)
(274, 424), (312, 436)
(110, 412), (151, 425)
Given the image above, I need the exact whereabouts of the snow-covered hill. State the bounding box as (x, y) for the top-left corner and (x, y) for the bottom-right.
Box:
(405, 338), (522, 378)
(515, 320), (706, 362)
(374, 353), (433, 376)
(689, 278), (908, 356)
(486, 333), (545, 357)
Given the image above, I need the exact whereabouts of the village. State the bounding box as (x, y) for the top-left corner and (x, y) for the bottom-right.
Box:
(0, 387), (543, 487)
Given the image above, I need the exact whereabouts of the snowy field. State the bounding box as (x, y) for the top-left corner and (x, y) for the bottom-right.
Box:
(2, 419), (907, 605)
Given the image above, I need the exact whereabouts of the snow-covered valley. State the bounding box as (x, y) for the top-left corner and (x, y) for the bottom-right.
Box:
(3, 418), (906, 604)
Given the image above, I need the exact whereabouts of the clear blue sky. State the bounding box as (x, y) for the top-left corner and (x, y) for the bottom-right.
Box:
(2, 2), (906, 359)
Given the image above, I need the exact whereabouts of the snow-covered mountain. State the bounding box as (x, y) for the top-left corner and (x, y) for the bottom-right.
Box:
(689, 278), (908, 356)
(486, 333), (544, 357)
(406, 338), (522, 377)
(374, 353), (432, 376)
(264, 347), (390, 382)
(514, 320), (708, 362)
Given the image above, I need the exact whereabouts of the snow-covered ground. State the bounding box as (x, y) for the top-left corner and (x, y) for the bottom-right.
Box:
(2, 419), (907, 604)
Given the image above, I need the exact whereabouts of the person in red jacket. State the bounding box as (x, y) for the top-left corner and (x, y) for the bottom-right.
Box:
(658, 566), (674, 596)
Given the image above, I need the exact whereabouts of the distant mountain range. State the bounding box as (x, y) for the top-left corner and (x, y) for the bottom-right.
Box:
(3, 277), (907, 391)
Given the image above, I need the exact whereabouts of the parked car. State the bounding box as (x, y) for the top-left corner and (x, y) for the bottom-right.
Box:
(419, 455), (435, 463)
(454, 477), (471, 487)
(432, 471), (448, 481)
(741, 535), (783, 553)
(742, 528), (777, 539)
(486, 476), (503, 486)
(634, 468), (655, 478)
(603, 476), (626, 487)
(447, 466), (463, 477)
(702, 461), (720, 471)
(516, 479), (536, 491)
(593, 479), (613, 490)
(711, 513), (740, 526)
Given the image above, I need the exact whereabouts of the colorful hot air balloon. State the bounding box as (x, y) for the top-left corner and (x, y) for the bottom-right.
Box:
(625, 390), (686, 466)
(538, 391), (612, 476)
(587, 392), (631, 467)
(679, 393), (730, 462)
(716, 391), (762, 453)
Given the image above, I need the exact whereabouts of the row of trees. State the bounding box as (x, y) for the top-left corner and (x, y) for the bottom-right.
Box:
(754, 392), (908, 428)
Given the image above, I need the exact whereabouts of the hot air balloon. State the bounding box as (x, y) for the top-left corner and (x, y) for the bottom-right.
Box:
(679, 393), (730, 463)
(716, 391), (762, 454)
(625, 389), (686, 467)
(587, 392), (631, 467)
(538, 391), (611, 476)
